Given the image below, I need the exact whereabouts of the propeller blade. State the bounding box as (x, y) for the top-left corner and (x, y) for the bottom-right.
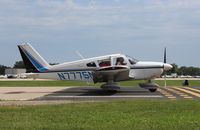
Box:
(163, 47), (167, 87)
(164, 47), (166, 63)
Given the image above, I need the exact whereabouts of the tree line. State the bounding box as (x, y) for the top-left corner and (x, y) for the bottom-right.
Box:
(0, 61), (200, 76)
(0, 61), (58, 75)
(166, 64), (200, 76)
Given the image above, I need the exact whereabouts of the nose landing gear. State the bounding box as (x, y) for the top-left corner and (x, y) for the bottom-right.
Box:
(139, 80), (159, 92)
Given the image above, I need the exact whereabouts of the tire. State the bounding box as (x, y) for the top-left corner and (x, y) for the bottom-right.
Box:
(149, 89), (157, 92)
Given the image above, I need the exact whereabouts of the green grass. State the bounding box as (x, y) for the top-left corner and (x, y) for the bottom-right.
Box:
(120, 80), (200, 87)
(0, 100), (200, 130)
(0, 80), (199, 87)
(0, 81), (91, 87)
(154, 80), (200, 87)
(0, 81), (199, 129)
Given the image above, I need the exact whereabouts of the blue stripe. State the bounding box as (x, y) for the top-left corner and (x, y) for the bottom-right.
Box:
(22, 48), (48, 72)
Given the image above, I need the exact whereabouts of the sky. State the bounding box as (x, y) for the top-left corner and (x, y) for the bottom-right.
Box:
(0, 0), (200, 67)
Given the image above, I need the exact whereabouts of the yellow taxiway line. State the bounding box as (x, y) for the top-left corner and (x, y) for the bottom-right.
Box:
(157, 88), (176, 99)
(183, 87), (200, 93)
(173, 87), (200, 98)
(164, 87), (193, 99)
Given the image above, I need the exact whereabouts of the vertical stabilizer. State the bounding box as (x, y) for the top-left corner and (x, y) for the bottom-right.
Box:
(18, 43), (50, 73)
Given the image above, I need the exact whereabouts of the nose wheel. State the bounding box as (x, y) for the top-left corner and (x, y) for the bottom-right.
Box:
(149, 88), (157, 92)
(139, 80), (159, 93)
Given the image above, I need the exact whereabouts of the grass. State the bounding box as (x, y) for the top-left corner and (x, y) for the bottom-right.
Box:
(0, 80), (90, 87)
(154, 80), (200, 87)
(0, 100), (200, 130)
(0, 81), (199, 129)
(0, 80), (199, 87)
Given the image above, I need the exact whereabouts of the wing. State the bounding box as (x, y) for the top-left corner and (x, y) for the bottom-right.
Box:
(93, 66), (130, 83)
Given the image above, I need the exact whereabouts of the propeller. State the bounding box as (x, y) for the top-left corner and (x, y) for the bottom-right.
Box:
(163, 48), (173, 72)
(162, 47), (173, 87)
(164, 47), (166, 64)
(164, 47), (167, 87)
(163, 47), (173, 87)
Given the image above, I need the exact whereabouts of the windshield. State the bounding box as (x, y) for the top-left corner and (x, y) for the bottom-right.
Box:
(126, 55), (139, 65)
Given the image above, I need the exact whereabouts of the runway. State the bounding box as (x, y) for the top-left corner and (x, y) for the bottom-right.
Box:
(1, 86), (200, 103)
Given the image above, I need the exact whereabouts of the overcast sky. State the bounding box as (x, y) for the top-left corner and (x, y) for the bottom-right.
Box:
(0, 0), (200, 67)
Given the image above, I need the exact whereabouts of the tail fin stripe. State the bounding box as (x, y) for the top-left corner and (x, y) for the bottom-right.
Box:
(20, 46), (48, 72)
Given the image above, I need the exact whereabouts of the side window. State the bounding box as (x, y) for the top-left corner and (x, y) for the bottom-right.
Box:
(126, 56), (139, 65)
(98, 59), (111, 67)
(129, 59), (136, 65)
(128, 58), (138, 65)
(115, 57), (127, 65)
(86, 62), (97, 67)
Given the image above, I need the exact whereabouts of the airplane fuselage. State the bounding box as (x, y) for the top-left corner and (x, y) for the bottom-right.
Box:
(31, 54), (168, 83)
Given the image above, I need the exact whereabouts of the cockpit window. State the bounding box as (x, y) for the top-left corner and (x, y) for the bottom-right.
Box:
(87, 62), (96, 67)
(98, 59), (111, 67)
(126, 56), (139, 65)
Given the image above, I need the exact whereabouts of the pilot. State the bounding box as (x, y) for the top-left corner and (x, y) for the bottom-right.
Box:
(116, 57), (126, 65)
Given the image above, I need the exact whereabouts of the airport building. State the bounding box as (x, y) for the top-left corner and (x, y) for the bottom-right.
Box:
(5, 69), (26, 75)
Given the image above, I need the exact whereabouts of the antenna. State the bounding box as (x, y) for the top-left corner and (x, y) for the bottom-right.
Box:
(75, 51), (89, 85)
(75, 51), (85, 59)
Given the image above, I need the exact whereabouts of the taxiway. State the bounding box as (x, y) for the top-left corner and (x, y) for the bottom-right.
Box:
(0, 86), (200, 104)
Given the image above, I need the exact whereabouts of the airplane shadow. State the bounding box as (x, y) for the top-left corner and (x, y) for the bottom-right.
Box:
(52, 87), (151, 96)
(33, 86), (157, 101)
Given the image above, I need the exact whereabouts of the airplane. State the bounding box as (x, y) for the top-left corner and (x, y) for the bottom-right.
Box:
(0, 75), (7, 79)
(18, 43), (172, 92)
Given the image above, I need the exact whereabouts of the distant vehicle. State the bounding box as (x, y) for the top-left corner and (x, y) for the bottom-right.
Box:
(171, 73), (178, 78)
(7, 74), (17, 79)
(179, 75), (192, 78)
(0, 75), (7, 79)
(162, 73), (177, 78)
(162, 75), (172, 78)
(18, 43), (172, 92)
(18, 74), (27, 79)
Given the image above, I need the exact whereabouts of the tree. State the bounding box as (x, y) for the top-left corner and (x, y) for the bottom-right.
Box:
(176, 66), (200, 76)
(0, 65), (10, 75)
(177, 66), (187, 75)
(171, 64), (178, 73)
(161, 63), (200, 76)
(13, 61), (25, 68)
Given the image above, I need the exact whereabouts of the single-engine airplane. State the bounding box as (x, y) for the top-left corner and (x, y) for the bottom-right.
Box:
(18, 43), (172, 92)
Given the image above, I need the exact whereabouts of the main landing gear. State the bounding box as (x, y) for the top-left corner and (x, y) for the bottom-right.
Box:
(100, 80), (120, 91)
(100, 80), (159, 92)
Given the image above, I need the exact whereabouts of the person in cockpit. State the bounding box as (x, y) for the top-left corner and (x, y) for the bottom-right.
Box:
(116, 57), (126, 65)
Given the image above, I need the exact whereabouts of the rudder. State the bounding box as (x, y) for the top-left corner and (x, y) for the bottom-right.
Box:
(18, 43), (50, 73)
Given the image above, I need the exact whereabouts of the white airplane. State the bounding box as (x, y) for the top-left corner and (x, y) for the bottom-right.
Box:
(0, 75), (7, 79)
(18, 43), (172, 92)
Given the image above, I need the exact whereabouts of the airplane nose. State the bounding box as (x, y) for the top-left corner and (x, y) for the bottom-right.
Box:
(164, 63), (173, 71)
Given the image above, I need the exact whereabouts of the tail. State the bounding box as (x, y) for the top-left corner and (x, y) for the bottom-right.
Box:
(18, 43), (50, 73)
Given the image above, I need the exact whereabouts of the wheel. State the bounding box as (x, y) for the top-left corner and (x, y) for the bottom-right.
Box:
(149, 89), (157, 92)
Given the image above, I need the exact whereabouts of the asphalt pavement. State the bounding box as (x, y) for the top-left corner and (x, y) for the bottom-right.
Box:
(1, 86), (200, 102)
